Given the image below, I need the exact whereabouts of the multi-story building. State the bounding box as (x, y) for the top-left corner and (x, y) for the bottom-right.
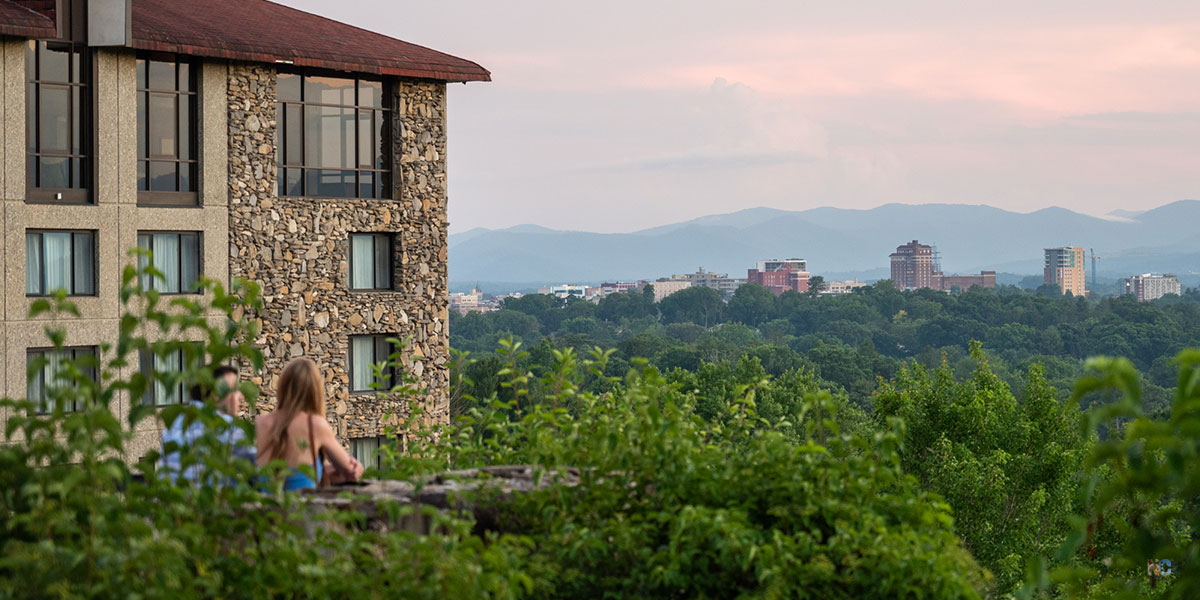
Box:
(1125, 273), (1181, 302)
(0, 0), (488, 457)
(537, 284), (587, 300)
(890, 240), (935, 290)
(669, 267), (746, 296)
(890, 240), (995, 292)
(822, 279), (868, 295)
(599, 281), (639, 296)
(747, 259), (810, 295)
(1044, 247), (1087, 297)
(936, 271), (997, 292)
(450, 288), (488, 314)
(644, 279), (692, 302)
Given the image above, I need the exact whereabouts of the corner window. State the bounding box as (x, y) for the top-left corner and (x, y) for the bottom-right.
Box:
(27, 346), (97, 413)
(26, 40), (91, 203)
(25, 230), (95, 296)
(136, 55), (198, 205)
(137, 232), (202, 294)
(138, 347), (187, 406)
(349, 233), (394, 290)
(276, 72), (390, 199)
(349, 335), (396, 393)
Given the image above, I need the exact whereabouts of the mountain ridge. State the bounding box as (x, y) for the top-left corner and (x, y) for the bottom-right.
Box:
(450, 200), (1200, 288)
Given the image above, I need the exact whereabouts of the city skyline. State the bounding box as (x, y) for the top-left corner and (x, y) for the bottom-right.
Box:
(279, 0), (1200, 234)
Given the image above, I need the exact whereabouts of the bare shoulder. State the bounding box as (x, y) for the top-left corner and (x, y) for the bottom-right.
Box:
(254, 413), (273, 428)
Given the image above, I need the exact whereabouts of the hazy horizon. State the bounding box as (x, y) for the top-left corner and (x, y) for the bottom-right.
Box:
(278, 1), (1200, 234)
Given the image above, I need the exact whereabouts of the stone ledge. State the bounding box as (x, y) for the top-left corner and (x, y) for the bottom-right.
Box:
(303, 465), (580, 534)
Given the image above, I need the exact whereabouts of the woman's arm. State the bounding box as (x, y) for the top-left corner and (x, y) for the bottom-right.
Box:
(314, 416), (363, 482)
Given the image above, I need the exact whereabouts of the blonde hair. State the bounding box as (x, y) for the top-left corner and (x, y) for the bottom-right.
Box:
(262, 357), (326, 462)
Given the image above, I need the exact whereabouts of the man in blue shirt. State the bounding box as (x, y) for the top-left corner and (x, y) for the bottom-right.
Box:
(158, 365), (257, 486)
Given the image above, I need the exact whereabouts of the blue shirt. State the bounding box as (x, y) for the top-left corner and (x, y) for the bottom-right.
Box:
(159, 401), (257, 486)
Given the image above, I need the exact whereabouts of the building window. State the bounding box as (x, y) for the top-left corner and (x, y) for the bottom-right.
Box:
(348, 335), (396, 393)
(27, 346), (97, 413)
(349, 233), (393, 290)
(136, 55), (198, 204)
(137, 232), (201, 294)
(276, 72), (390, 199)
(25, 230), (95, 296)
(25, 40), (91, 203)
(138, 347), (188, 406)
(350, 435), (392, 470)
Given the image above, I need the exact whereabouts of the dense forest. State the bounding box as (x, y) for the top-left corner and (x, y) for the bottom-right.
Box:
(450, 281), (1200, 415)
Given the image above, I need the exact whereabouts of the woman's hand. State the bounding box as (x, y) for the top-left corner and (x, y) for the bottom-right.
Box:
(327, 456), (364, 484)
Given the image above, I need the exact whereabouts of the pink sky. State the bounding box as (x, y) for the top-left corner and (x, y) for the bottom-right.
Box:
(279, 1), (1200, 233)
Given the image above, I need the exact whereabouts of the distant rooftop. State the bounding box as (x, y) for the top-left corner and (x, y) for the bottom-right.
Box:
(0, 0), (490, 82)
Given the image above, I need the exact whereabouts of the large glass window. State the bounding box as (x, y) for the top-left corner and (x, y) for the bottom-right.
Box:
(350, 435), (392, 470)
(349, 233), (393, 290)
(25, 230), (95, 296)
(276, 72), (390, 199)
(27, 346), (97, 413)
(137, 232), (202, 294)
(349, 335), (396, 393)
(26, 40), (91, 203)
(136, 55), (197, 204)
(138, 347), (188, 406)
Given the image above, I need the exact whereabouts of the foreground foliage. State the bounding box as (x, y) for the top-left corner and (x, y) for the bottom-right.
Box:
(1, 256), (1197, 597)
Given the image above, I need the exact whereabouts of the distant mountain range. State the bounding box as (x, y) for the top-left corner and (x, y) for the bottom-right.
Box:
(449, 200), (1200, 292)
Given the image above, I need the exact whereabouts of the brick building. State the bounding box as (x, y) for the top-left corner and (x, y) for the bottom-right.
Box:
(747, 259), (811, 295)
(890, 241), (936, 290)
(0, 0), (488, 459)
(890, 240), (995, 292)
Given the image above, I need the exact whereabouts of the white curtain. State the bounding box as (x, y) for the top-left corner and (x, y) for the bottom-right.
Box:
(351, 337), (374, 391)
(27, 354), (45, 410)
(43, 232), (71, 293)
(350, 235), (373, 288)
(25, 234), (42, 294)
(154, 351), (181, 405)
(43, 350), (67, 412)
(152, 235), (180, 293)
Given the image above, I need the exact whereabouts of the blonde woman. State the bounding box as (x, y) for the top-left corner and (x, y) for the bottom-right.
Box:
(256, 358), (363, 490)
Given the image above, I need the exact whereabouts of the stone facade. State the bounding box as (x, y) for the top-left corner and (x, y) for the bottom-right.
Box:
(227, 64), (450, 441)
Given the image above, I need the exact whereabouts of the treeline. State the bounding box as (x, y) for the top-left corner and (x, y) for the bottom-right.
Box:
(450, 281), (1200, 414)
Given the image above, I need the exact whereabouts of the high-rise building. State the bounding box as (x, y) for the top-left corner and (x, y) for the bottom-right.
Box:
(890, 241), (935, 290)
(1044, 247), (1088, 296)
(0, 0), (489, 456)
(1125, 273), (1181, 302)
(747, 259), (810, 295)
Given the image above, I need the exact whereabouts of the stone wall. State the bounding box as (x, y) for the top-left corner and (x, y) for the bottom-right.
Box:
(227, 64), (450, 441)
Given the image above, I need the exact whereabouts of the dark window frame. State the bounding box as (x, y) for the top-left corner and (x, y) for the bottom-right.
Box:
(349, 435), (393, 470)
(27, 345), (98, 414)
(138, 344), (202, 407)
(348, 334), (397, 394)
(25, 228), (97, 297)
(276, 70), (392, 200)
(348, 232), (395, 291)
(25, 39), (95, 204)
(136, 231), (204, 295)
(136, 52), (200, 206)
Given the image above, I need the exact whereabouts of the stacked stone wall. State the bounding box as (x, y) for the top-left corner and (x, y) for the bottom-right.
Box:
(227, 63), (450, 440)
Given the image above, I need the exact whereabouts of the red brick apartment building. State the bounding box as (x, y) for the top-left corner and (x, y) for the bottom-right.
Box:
(747, 259), (811, 295)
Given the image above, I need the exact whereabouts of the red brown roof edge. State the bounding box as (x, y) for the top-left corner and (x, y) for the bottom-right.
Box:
(0, 0), (57, 39)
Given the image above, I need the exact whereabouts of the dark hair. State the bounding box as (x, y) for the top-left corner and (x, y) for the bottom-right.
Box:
(189, 364), (240, 402)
